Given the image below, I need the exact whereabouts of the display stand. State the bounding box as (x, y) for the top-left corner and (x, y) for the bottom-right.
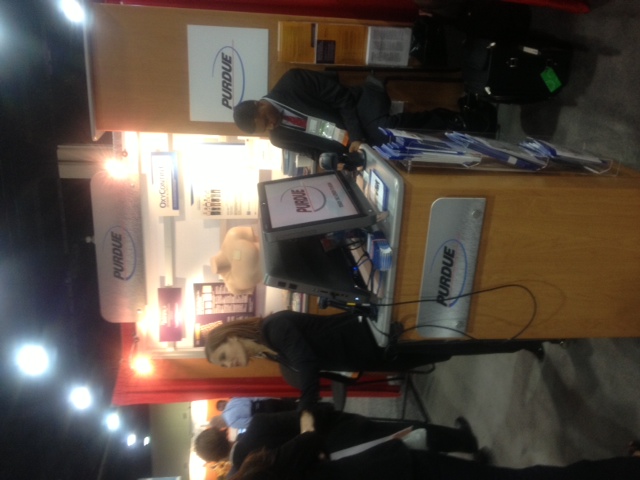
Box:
(376, 149), (640, 340)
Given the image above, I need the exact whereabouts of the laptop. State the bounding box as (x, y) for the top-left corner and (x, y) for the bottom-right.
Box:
(257, 171), (383, 242)
(261, 231), (372, 305)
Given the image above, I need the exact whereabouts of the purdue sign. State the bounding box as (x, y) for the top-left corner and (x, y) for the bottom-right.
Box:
(91, 171), (146, 323)
(418, 198), (486, 338)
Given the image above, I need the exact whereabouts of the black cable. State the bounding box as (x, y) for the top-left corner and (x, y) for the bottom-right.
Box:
(343, 228), (368, 250)
(328, 232), (538, 341)
(368, 283), (538, 342)
(369, 319), (478, 341)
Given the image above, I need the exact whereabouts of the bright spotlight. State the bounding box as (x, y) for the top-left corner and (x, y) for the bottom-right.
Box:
(126, 433), (137, 447)
(143, 436), (150, 446)
(131, 355), (154, 376)
(69, 386), (93, 410)
(60, 0), (86, 23)
(105, 159), (130, 179)
(106, 412), (121, 431)
(15, 344), (50, 376)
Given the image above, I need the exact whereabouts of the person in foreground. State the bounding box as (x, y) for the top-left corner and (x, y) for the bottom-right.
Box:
(195, 409), (480, 472)
(204, 310), (544, 416)
(232, 431), (640, 480)
(233, 68), (494, 162)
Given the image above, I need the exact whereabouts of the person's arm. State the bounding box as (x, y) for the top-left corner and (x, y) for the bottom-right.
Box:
(300, 410), (315, 433)
(262, 314), (322, 414)
(349, 140), (363, 153)
(286, 69), (366, 143)
(222, 398), (253, 430)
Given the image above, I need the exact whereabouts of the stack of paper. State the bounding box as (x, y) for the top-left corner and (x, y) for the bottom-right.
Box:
(445, 132), (548, 171)
(374, 128), (482, 166)
(519, 137), (612, 174)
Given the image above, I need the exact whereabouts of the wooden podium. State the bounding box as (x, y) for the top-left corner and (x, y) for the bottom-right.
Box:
(392, 164), (640, 340)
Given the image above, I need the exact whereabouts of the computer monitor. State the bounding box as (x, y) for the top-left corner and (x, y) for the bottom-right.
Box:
(257, 171), (380, 242)
(261, 232), (372, 304)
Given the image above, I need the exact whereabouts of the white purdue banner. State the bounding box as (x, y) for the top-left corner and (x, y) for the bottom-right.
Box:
(187, 26), (269, 122)
(90, 171), (146, 323)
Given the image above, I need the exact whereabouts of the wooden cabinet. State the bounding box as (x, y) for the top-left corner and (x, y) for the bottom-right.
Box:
(393, 165), (640, 340)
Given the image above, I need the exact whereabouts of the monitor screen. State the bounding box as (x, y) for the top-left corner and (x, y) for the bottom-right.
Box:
(261, 232), (371, 304)
(258, 172), (378, 242)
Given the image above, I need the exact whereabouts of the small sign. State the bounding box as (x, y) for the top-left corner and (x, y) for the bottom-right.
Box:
(158, 287), (184, 342)
(90, 171), (146, 323)
(187, 26), (269, 122)
(541, 66), (562, 92)
(366, 26), (411, 67)
(417, 198), (486, 338)
(368, 169), (389, 211)
(149, 152), (180, 217)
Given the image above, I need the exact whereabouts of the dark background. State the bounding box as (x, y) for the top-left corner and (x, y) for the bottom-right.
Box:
(0, 1), (151, 479)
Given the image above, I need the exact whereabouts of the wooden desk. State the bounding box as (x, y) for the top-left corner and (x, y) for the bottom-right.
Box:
(392, 164), (640, 340)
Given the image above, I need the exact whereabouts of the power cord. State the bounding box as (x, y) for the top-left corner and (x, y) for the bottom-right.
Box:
(325, 230), (538, 341)
(368, 283), (538, 342)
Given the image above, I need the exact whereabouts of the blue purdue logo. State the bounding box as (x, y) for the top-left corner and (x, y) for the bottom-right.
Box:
(429, 239), (468, 307)
(103, 226), (138, 281)
(212, 46), (246, 110)
(283, 187), (328, 213)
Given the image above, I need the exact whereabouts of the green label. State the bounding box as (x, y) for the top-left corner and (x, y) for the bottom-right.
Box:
(541, 66), (562, 92)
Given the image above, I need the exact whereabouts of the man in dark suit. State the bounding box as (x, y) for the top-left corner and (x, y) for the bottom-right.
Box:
(240, 432), (640, 480)
(233, 68), (480, 161)
(194, 409), (478, 470)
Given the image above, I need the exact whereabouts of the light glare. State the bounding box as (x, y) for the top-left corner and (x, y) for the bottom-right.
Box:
(60, 0), (86, 23)
(69, 386), (92, 410)
(15, 345), (50, 376)
(105, 159), (130, 179)
(106, 412), (120, 431)
(126, 433), (137, 446)
(131, 355), (154, 376)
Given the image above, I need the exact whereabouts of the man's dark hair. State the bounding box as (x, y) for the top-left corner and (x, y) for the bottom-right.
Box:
(194, 427), (232, 463)
(233, 100), (259, 134)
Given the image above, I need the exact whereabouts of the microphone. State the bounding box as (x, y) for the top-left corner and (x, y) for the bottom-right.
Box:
(319, 150), (367, 172)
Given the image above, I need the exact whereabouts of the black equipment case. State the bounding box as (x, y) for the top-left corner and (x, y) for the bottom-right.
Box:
(463, 38), (573, 104)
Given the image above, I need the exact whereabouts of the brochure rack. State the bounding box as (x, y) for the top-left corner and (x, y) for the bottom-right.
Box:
(374, 129), (619, 176)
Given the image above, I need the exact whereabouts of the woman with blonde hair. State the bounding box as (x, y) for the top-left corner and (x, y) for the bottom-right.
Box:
(204, 310), (544, 416)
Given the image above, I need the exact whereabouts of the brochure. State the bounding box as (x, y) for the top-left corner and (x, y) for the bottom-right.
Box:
(446, 132), (547, 171)
(519, 137), (612, 173)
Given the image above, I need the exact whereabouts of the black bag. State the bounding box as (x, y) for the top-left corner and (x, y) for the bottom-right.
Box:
(463, 37), (573, 104)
